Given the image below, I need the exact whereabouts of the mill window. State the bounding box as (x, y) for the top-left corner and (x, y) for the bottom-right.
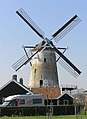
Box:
(34, 69), (36, 73)
(44, 58), (46, 62)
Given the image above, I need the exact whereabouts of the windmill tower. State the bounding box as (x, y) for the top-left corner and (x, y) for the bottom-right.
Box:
(12, 8), (81, 89)
(29, 46), (59, 87)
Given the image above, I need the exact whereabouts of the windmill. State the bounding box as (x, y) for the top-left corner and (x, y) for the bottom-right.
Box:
(12, 8), (81, 88)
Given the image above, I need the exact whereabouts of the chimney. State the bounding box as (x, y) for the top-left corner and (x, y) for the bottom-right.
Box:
(12, 75), (17, 81)
(19, 78), (23, 85)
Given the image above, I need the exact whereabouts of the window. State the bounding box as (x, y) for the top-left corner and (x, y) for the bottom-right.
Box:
(44, 58), (46, 62)
(33, 99), (42, 104)
(43, 79), (48, 87)
(19, 99), (25, 105)
(8, 100), (18, 106)
(64, 100), (69, 105)
(34, 69), (36, 73)
(9, 101), (16, 106)
(57, 100), (59, 105)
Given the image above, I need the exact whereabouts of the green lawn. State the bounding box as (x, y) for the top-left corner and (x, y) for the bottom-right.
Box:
(0, 115), (87, 119)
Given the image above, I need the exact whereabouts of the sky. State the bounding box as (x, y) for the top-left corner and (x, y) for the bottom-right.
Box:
(0, 0), (87, 89)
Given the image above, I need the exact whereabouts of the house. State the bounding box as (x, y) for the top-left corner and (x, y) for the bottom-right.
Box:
(0, 76), (33, 104)
(57, 92), (74, 105)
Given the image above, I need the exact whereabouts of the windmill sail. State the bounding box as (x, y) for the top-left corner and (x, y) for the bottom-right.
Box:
(12, 54), (29, 71)
(52, 15), (81, 43)
(12, 46), (45, 71)
(51, 44), (81, 77)
(56, 47), (67, 62)
(16, 8), (45, 39)
(58, 58), (80, 78)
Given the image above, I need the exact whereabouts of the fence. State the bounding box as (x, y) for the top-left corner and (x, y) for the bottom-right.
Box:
(0, 105), (81, 116)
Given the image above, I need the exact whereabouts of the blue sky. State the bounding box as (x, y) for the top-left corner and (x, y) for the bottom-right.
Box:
(0, 0), (87, 89)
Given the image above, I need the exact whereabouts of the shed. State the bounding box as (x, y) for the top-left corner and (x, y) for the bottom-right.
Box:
(57, 92), (74, 105)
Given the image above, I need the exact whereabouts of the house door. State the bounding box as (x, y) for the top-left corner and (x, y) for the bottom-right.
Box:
(40, 80), (43, 87)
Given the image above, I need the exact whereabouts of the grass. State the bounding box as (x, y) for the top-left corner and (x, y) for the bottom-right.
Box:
(0, 115), (87, 119)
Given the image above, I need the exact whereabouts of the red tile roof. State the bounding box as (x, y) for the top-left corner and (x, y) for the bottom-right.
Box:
(31, 87), (61, 99)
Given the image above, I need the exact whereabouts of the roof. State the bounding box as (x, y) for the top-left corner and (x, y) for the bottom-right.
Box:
(31, 87), (61, 99)
(0, 79), (33, 98)
(57, 92), (74, 100)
